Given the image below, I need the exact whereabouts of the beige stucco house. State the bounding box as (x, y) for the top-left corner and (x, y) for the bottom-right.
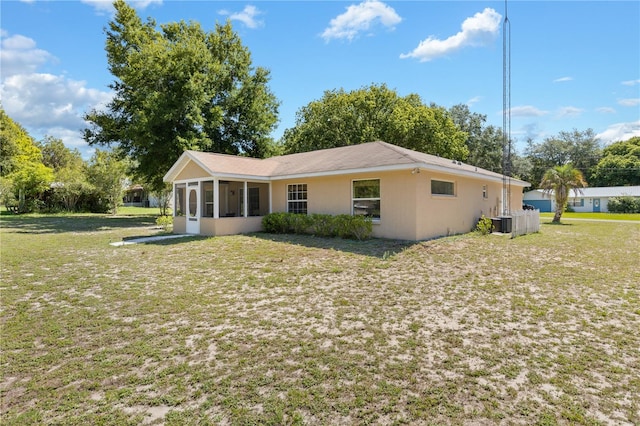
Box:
(163, 141), (530, 241)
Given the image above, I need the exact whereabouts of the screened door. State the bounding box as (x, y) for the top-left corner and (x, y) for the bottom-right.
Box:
(186, 182), (200, 234)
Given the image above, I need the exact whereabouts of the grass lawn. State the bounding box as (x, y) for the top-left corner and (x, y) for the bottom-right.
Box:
(539, 212), (640, 221)
(1, 214), (639, 425)
(117, 206), (171, 216)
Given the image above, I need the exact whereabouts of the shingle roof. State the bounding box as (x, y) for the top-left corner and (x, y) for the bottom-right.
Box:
(165, 141), (530, 186)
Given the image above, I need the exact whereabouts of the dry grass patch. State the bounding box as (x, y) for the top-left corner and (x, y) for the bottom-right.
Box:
(1, 214), (639, 425)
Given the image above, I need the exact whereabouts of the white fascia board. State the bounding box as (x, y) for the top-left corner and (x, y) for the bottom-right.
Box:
(172, 173), (271, 183)
(164, 151), (212, 182)
(270, 162), (530, 187)
(207, 173), (271, 182)
(166, 156), (530, 188)
(163, 152), (192, 182)
(423, 163), (530, 187)
(164, 151), (272, 182)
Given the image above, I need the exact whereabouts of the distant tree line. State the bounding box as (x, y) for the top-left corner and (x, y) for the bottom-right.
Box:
(1, 109), (135, 214)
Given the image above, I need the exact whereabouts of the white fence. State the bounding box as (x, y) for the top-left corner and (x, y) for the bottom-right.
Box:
(510, 209), (540, 238)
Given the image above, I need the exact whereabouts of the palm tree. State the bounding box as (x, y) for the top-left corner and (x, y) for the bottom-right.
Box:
(540, 164), (587, 223)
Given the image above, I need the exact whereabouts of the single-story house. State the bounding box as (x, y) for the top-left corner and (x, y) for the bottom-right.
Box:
(523, 186), (640, 213)
(163, 141), (530, 241)
(122, 184), (165, 208)
(123, 184), (149, 207)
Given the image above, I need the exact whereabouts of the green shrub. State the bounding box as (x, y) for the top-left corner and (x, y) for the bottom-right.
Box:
(608, 196), (640, 213)
(156, 215), (173, 232)
(310, 214), (335, 237)
(475, 215), (494, 235)
(290, 214), (313, 234)
(346, 215), (373, 240)
(262, 212), (292, 233)
(262, 212), (372, 240)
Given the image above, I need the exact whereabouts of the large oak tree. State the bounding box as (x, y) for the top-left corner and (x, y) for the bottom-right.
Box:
(282, 84), (468, 160)
(83, 0), (279, 190)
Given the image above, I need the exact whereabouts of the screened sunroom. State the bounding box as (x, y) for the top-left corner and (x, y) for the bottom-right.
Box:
(173, 179), (270, 235)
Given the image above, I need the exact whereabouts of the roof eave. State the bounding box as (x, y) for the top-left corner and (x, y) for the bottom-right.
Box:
(270, 162), (530, 186)
(163, 151), (193, 183)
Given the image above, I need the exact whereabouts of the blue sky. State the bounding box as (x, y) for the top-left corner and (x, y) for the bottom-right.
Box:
(1, 0), (639, 159)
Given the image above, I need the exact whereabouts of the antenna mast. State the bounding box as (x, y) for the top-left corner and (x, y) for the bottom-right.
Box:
(502, 0), (512, 216)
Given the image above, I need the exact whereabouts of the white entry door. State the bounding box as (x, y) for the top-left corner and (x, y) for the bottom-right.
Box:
(186, 182), (200, 234)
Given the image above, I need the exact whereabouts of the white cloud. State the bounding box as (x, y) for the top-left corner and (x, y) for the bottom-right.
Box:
(1, 73), (112, 154)
(509, 105), (549, 117)
(596, 120), (640, 145)
(618, 98), (640, 107)
(596, 107), (616, 114)
(621, 79), (640, 86)
(400, 8), (501, 62)
(0, 31), (111, 158)
(219, 5), (264, 29)
(321, 0), (402, 42)
(553, 76), (573, 83)
(556, 106), (583, 118)
(466, 96), (482, 106)
(0, 32), (55, 77)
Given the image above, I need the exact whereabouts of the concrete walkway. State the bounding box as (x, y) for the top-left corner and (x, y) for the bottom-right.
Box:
(110, 234), (192, 246)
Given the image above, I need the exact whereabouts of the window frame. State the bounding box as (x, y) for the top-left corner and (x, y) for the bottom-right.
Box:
(174, 183), (186, 216)
(352, 178), (381, 221)
(287, 183), (308, 214)
(482, 185), (488, 199)
(431, 179), (456, 197)
(201, 180), (214, 218)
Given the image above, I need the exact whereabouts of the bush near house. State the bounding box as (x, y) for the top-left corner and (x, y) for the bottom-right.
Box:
(155, 215), (173, 232)
(608, 195), (640, 213)
(475, 215), (494, 235)
(262, 212), (373, 240)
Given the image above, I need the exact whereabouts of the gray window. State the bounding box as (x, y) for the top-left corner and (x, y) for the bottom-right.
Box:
(431, 179), (455, 196)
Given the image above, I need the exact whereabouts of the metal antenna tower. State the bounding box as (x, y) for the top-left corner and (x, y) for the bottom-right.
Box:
(502, 0), (512, 216)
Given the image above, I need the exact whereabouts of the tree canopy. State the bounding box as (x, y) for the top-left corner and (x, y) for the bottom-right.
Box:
(590, 137), (640, 186)
(525, 129), (601, 188)
(83, 0), (280, 191)
(281, 84), (468, 160)
(87, 149), (129, 215)
(0, 108), (54, 210)
(447, 104), (503, 173)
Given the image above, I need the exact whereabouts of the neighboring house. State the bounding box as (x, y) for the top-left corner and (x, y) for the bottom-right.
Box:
(123, 184), (149, 207)
(523, 186), (640, 213)
(163, 141), (530, 241)
(123, 184), (166, 208)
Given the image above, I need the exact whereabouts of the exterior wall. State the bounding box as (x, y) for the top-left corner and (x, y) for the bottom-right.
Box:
(272, 170), (520, 241)
(199, 217), (263, 236)
(511, 187), (525, 213)
(173, 216), (186, 234)
(524, 191), (616, 213)
(415, 172), (504, 240)
(272, 171), (421, 240)
(570, 197), (610, 213)
(175, 162), (211, 180)
(524, 190), (554, 212)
